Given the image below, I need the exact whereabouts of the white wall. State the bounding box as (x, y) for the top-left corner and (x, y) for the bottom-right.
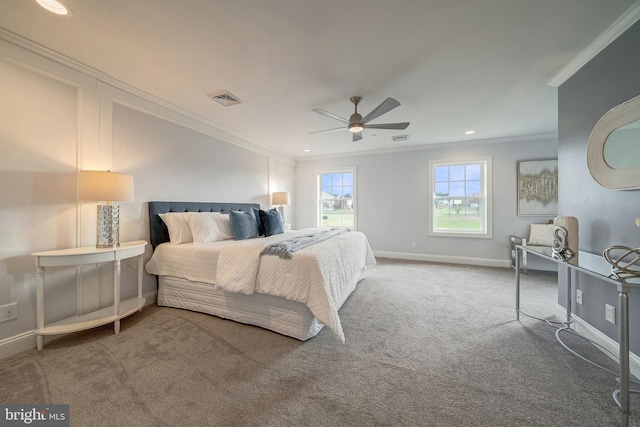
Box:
(0, 33), (295, 356)
(296, 138), (558, 266)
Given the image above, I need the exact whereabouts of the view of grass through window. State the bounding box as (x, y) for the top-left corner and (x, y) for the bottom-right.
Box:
(433, 162), (484, 232)
(319, 171), (354, 227)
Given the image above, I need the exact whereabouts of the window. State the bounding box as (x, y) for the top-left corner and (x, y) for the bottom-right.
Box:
(428, 157), (492, 238)
(317, 168), (356, 228)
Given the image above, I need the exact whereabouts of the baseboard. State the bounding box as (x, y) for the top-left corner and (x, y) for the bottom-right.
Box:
(0, 330), (36, 360)
(0, 290), (158, 360)
(143, 290), (158, 306)
(553, 304), (640, 379)
(374, 250), (511, 268)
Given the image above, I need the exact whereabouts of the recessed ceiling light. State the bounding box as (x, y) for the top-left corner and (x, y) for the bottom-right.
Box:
(465, 130), (476, 135)
(303, 149), (311, 152)
(35, 0), (72, 15)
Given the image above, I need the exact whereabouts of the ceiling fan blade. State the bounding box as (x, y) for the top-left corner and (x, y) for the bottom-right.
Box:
(365, 122), (410, 130)
(352, 132), (363, 142)
(308, 126), (347, 135)
(361, 97), (401, 124)
(312, 108), (350, 124)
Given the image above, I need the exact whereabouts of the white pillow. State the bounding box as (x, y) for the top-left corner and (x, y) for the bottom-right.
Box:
(528, 223), (555, 246)
(210, 213), (233, 240)
(188, 212), (233, 244)
(159, 212), (194, 244)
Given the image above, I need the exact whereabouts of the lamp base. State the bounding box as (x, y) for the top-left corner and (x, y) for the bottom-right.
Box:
(96, 204), (120, 248)
(276, 205), (285, 225)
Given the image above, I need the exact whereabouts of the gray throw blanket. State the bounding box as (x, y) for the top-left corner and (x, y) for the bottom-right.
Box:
(261, 228), (349, 259)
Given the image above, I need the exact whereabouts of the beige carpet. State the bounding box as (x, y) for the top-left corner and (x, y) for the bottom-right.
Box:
(1, 258), (637, 426)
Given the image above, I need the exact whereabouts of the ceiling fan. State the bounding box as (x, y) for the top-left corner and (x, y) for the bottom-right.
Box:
(309, 96), (410, 142)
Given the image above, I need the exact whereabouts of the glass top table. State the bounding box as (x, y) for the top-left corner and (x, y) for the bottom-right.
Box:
(519, 246), (640, 288)
(514, 245), (640, 427)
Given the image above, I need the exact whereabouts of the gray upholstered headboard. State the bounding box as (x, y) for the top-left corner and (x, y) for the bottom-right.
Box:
(148, 201), (260, 250)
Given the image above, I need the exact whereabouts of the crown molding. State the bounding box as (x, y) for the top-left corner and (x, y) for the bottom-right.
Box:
(548, 2), (640, 87)
(296, 133), (557, 162)
(0, 27), (108, 79)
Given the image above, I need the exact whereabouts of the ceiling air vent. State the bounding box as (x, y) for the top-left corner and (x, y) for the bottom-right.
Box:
(392, 134), (409, 142)
(208, 90), (241, 106)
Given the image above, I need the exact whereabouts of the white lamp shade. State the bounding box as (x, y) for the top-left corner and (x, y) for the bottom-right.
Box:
(272, 191), (290, 205)
(79, 170), (134, 202)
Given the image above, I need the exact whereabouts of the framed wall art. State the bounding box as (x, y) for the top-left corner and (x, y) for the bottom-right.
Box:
(517, 159), (558, 216)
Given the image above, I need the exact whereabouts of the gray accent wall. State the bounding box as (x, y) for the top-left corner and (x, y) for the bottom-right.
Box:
(558, 21), (640, 352)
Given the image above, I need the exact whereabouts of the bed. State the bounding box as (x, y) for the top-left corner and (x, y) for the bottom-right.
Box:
(145, 201), (376, 341)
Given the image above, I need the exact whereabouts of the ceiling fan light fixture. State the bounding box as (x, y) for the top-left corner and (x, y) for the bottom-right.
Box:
(35, 0), (72, 15)
(349, 123), (364, 133)
(310, 96), (407, 140)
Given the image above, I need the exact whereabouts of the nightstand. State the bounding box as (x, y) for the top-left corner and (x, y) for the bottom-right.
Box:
(32, 240), (147, 350)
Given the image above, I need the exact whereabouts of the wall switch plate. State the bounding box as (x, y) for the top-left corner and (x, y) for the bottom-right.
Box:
(411, 242), (417, 248)
(576, 289), (583, 305)
(0, 302), (18, 323)
(606, 304), (616, 324)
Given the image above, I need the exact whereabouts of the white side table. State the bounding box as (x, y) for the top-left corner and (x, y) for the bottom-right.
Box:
(32, 240), (147, 350)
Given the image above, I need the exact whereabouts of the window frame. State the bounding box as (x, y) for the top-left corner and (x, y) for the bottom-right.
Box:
(427, 156), (492, 238)
(316, 166), (357, 230)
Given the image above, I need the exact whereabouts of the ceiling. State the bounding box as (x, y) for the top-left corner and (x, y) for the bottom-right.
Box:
(0, 0), (638, 159)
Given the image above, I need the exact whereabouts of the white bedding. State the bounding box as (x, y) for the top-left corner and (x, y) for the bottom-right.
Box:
(145, 228), (376, 341)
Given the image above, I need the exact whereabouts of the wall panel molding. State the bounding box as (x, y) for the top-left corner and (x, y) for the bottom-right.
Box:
(0, 36), (103, 336)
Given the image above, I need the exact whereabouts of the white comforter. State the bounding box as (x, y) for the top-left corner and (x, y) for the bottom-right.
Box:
(145, 228), (376, 341)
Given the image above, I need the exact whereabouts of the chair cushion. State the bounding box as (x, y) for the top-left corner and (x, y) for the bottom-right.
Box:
(528, 223), (555, 246)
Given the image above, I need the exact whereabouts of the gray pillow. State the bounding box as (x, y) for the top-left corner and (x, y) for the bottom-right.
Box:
(259, 208), (284, 237)
(252, 207), (265, 236)
(229, 209), (259, 240)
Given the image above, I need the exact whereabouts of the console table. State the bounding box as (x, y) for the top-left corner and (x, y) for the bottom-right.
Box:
(514, 245), (640, 427)
(32, 240), (147, 350)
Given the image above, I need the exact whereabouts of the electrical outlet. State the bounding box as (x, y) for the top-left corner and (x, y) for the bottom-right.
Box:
(411, 242), (417, 248)
(576, 289), (583, 305)
(1, 302), (18, 322)
(606, 304), (616, 324)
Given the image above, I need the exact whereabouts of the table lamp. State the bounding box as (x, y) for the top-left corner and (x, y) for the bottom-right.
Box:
(271, 191), (290, 224)
(79, 170), (134, 247)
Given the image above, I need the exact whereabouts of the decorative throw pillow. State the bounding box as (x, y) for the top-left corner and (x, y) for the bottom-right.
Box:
(209, 213), (233, 241)
(252, 207), (265, 236)
(229, 209), (259, 240)
(159, 212), (193, 244)
(259, 208), (284, 237)
(528, 223), (555, 246)
(187, 214), (218, 244)
(187, 213), (233, 244)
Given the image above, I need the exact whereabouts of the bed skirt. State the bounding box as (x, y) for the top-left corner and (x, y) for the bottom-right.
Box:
(157, 266), (367, 341)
